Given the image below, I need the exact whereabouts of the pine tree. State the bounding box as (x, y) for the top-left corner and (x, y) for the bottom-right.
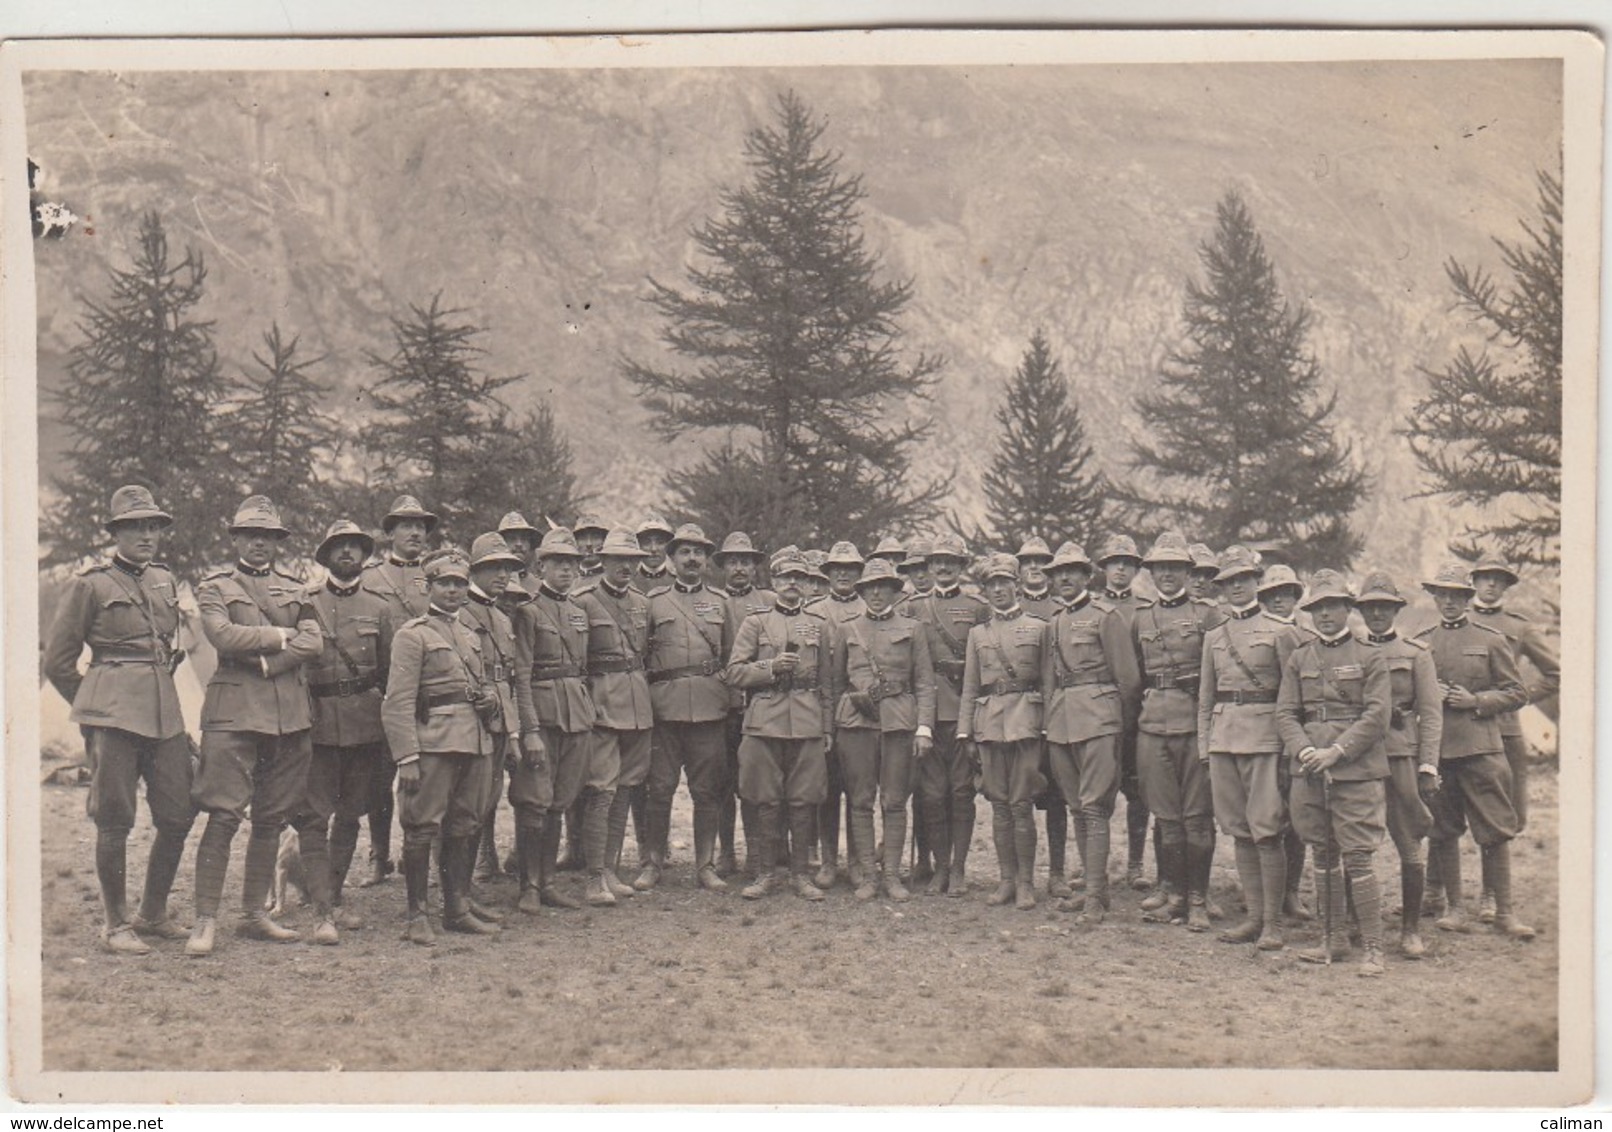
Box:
(222, 323), (338, 533)
(622, 90), (945, 549)
(1125, 190), (1367, 571)
(44, 211), (238, 577)
(470, 401), (585, 532)
(1405, 167), (1562, 569)
(981, 330), (1108, 550)
(359, 293), (521, 542)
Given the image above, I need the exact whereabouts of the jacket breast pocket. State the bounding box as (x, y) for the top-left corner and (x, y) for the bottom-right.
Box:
(1458, 646), (1491, 686)
(224, 595), (263, 625)
(1298, 666), (1325, 699)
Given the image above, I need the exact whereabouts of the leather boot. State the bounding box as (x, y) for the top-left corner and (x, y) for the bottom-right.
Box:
(1347, 855), (1385, 974)
(1282, 829), (1313, 920)
(1076, 807), (1111, 916)
(444, 835), (499, 934)
(95, 831), (132, 935)
(1125, 796), (1151, 890)
(787, 804), (825, 900)
(1046, 804), (1071, 898)
(136, 827), (189, 935)
(882, 807), (910, 902)
(742, 803), (778, 900)
(852, 805), (880, 900)
(924, 802), (951, 896)
(1422, 835), (1445, 915)
(1433, 837), (1470, 933)
(240, 825), (299, 942)
(584, 788), (618, 907)
(401, 840), (435, 946)
(603, 789), (637, 898)
(363, 808), (394, 888)
(694, 804), (729, 892)
(1298, 861), (1351, 963)
(516, 821), (546, 915)
(187, 814), (237, 956)
(540, 816), (583, 908)
(1255, 839), (1287, 950)
(949, 797), (975, 898)
(1143, 840), (1187, 923)
(911, 792), (933, 887)
(986, 804), (1017, 906)
(1219, 838), (1264, 944)
(1400, 854), (1427, 957)
(1184, 840), (1211, 932)
(1070, 807), (1089, 888)
(474, 814), (500, 883)
(557, 800), (585, 872)
(816, 795), (841, 889)
(1012, 803), (1037, 910)
(1484, 841), (1536, 940)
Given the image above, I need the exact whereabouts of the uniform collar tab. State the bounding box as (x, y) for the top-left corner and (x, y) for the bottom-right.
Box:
(237, 560), (272, 578)
(112, 554), (148, 577)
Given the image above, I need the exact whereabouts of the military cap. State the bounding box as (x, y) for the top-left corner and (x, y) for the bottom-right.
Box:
(1095, 533), (1142, 566)
(802, 549), (830, 581)
(1299, 569), (1354, 610)
(536, 528), (583, 559)
(497, 510), (544, 540)
(1422, 561), (1475, 595)
(1142, 530), (1195, 567)
(667, 523), (715, 554)
(1188, 543), (1220, 574)
(770, 545), (810, 577)
(868, 535), (907, 564)
(1016, 536), (1054, 564)
(927, 533), (970, 562)
(980, 553), (1022, 582)
(1048, 541), (1093, 572)
(422, 546), (471, 582)
(382, 494), (439, 535)
(1469, 554), (1520, 586)
(900, 537), (933, 570)
(1215, 544), (1262, 582)
(469, 532), (525, 569)
(104, 484), (173, 531)
(1257, 563), (1304, 596)
(824, 541), (866, 568)
(227, 495), (291, 539)
(315, 519), (376, 568)
(636, 513), (676, 539)
(854, 558), (904, 590)
(572, 512), (609, 538)
(713, 531), (766, 563)
(1355, 571), (1408, 607)
(599, 528), (649, 559)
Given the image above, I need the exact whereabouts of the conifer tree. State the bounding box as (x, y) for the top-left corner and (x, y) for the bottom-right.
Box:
(44, 211), (238, 577)
(1405, 167), (1562, 569)
(1125, 190), (1367, 570)
(623, 90), (945, 549)
(981, 330), (1109, 550)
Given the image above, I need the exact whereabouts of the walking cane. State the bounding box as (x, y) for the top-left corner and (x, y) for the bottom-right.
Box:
(1321, 769), (1334, 967)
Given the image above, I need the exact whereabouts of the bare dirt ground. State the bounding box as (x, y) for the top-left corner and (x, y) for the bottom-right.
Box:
(38, 766), (1557, 1074)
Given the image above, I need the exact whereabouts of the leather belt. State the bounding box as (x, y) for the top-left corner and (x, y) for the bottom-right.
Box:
(311, 674), (378, 698)
(530, 664), (585, 681)
(1302, 705), (1363, 724)
(867, 678), (912, 700)
(90, 646), (165, 666)
(588, 656), (645, 675)
(1151, 672), (1200, 691)
(982, 678), (1037, 697)
(420, 688), (472, 709)
(649, 660), (721, 684)
(1215, 689), (1279, 705)
(216, 656), (263, 674)
(1057, 673), (1112, 690)
(774, 673), (820, 692)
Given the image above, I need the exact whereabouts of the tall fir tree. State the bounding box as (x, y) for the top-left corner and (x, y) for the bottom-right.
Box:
(221, 322), (338, 535)
(1124, 190), (1367, 571)
(44, 211), (239, 578)
(465, 401), (585, 532)
(359, 293), (521, 544)
(1405, 167), (1562, 570)
(980, 330), (1109, 551)
(622, 90), (945, 550)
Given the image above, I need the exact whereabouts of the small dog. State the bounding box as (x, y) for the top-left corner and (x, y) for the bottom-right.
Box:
(269, 827), (310, 918)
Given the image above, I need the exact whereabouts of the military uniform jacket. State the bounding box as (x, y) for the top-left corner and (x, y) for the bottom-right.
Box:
(632, 562), (672, 596)
(958, 609), (1048, 743)
(197, 564), (322, 735)
(305, 579), (393, 748)
(43, 557), (185, 740)
(1133, 594), (1224, 737)
(381, 608), (490, 762)
(1471, 604), (1560, 737)
(907, 586), (990, 723)
(514, 587), (597, 735)
(1367, 633), (1443, 766)
(361, 557), (430, 629)
(832, 608), (938, 733)
(1274, 633), (1392, 781)
(1019, 590), (1059, 623)
(725, 605), (834, 739)
(722, 585), (777, 710)
(573, 579), (654, 732)
(463, 589), (520, 735)
(1041, 595), (1142, 746)
(646, 582), (733, 724)
(817, 591), (867, 627)
(1197, 606), (1307, 757)
(1413, 619), (1526, 760)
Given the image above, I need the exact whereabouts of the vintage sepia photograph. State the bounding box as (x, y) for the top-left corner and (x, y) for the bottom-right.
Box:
(1, 28), (1598, 1107)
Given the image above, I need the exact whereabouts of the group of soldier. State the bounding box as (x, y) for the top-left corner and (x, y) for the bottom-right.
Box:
(44, 484), (1558, 979)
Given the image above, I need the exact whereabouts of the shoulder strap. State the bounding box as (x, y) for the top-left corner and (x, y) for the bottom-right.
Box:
(308, 595), (366, 678)
(1220, 620), (1267, 691)
(662, 590), (722, 658)
(924, 596), (969, 660)
(419, 614), (480, 687)
(846, 617), (887, 688)
(103, 567), (169, 653)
